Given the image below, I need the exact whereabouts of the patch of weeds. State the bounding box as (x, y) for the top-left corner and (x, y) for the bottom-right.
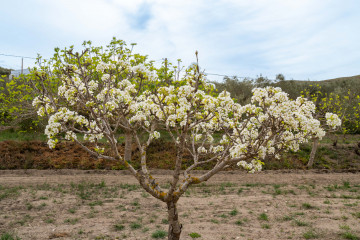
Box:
(341, 232), (359, 240)
(89, 200), (103, 206)
(219, 214), (228, 218)
(68, 208), (76, 214)
(282, 215), (293, 221)
(344, 202), (358, 207)
(272, 184), (283, 196)
(98, 180), (106, 188)
(116, 204), (126, 211)
(324, 209), (331, 214)
(302, 203), (316, 209)
(37, 202), (46, 209)
(287, 189), (296, 195)
(325, 184), (339, 192)
(132, 199), (140, 206)
(141, 192), (149, 198)
(330, 193), (338, 198)
(235, 220), (243, 225)
(182, 213), (189, 218)
(261, 224), (270, 229)
(351, 212), (360, 219)
(160, 183), (171, 189)
(64, 218), (79, 225)
(307, 190), (317, 197)
(141, 227), (149, 233)
(229, 209), (238, 216)
(303, 229), (319, 239)
(294, 219), (309, 227)
(210, 219), (219, 224)
(297, 185), (308, 190)
(130, 222), (142, 230)
(221, 182), (236, 188)
(339, 225), (351, 231)
(120, 183), (139, 191)
(202, 188), (211, 194)
(94, 234), (111, 240)
(189, 232), (201, 238)
(44, 218), (55, 224)
(0, 232), (21, 240)
(161, 219), (169, 224)
(273, 188), (282, 196)
(16, 214), (32, 226)
(25, 202), (33, 210)
(258, 213), (269, 221)
(0, 186), (22, 200)
(244, 183), (264, 188)
(341, 195), (354, 199)
(323, 199), (331, 204)
(114, 223), (125, 231)
(151, 214), (160, 222)
(343, 181), (351, 189)
(151, 230), (167, 239)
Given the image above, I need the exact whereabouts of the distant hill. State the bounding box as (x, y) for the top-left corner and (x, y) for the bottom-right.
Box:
(291, 74), (360, 84)
(213, 74), (360, 104)
(273, 75), (360, 99)
(316, 74), (360, 83)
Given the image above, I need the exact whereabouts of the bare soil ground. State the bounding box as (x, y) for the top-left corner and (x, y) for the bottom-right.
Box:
(1, 170), (360, 240)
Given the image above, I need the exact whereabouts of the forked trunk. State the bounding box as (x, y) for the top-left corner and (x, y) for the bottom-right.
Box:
(167, 201), (182, 240)
(124, 130), (132, 162)
(307, 138), (319, 168)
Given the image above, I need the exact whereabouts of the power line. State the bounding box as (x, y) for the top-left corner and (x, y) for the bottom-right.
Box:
(205, 72), (232, 77)
(204, 72), (278, 81)
(0, 53), (37, 59)
(205, 72), (249, 79)
(0, 53), (287, 81)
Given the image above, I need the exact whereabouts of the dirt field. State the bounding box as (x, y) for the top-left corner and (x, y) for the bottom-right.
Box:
(1, 170), (360, 240)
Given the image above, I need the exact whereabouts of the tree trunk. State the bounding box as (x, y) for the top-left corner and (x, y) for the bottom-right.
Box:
(124, 131), (132, 162)
(167, 201), (182, 240)
(307, 138), (319, 168)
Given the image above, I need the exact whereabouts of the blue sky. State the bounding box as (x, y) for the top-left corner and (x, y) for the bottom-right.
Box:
(1, 0), (360, 81)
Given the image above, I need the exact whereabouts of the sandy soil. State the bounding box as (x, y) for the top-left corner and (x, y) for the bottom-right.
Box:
(1, 170), (360, 240)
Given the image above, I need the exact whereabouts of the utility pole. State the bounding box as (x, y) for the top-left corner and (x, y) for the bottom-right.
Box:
(164, 58), (169, 85)
(21, 57), (23, 75)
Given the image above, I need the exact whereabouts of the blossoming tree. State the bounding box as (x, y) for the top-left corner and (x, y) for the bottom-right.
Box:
(32, 39), (340, 240)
